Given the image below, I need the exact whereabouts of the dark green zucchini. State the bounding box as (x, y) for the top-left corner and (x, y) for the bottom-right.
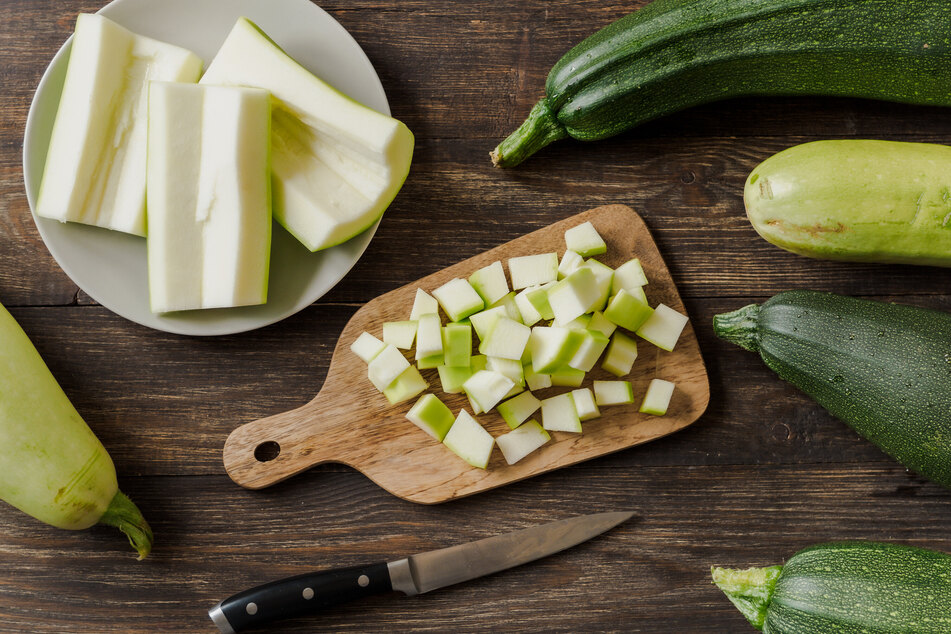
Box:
(492, 0), (951, 167)
(713, 541), (951, 632)
(714, 290), (951, 488)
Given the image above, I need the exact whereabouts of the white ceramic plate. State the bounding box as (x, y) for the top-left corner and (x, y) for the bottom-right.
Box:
(23, 0), (390, 336)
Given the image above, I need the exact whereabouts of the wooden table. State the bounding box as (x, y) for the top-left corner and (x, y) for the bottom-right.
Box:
(2, 1), (950, 631)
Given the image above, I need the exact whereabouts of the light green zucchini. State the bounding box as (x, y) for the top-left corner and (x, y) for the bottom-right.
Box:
(0, 302), (151, 558)
(746, 140), (951, 266)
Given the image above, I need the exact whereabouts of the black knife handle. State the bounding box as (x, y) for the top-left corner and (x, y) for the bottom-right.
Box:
(209, 562), (392, 633)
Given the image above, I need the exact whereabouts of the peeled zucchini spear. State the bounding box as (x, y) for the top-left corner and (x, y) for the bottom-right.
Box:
(0, 303), (152, 558)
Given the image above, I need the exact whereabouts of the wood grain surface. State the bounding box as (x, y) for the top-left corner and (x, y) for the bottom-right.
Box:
(2, 0), (951, 632)
(223, 205), (709, 500)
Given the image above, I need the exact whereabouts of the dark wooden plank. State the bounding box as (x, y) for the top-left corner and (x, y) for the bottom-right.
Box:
(14, 137), (951, 305)
(321, 135), (951, 305)
(8, 0), (951, 147)
(6, 2), (951, 307)
(0, 464), (948, 632)
(12, 133), (951, 308)
(7, 295), (951, 480)
(0, 2), (98, 306)
(4, 1), (951, 631)
(325, 1), (951, 142)
(8, 0), (951, 144)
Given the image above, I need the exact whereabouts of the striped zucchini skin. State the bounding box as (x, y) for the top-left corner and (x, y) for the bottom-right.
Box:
(769, 542), (951, 633)
(713, 290), (951, 489)
(494, 0), (951, 166)
(714, 542), (951, 633)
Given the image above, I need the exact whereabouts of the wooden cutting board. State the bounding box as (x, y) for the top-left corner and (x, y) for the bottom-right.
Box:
(223, 205), (709, 503)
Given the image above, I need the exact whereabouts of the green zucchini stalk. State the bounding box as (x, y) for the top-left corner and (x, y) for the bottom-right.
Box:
(0, 302), (152, 558)
(490, 100), (567, 168)
(99, 491), (153, 560)
(710, 304), (760, 353)
(711, 565), (782, 630)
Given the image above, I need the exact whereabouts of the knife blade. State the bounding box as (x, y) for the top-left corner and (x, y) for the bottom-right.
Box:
(208, 510), (633, 633)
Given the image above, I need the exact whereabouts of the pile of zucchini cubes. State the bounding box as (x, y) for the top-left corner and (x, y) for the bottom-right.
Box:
(351, 221), (689, 469)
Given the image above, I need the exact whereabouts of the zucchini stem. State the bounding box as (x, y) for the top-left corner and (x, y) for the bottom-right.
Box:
(712, 304), (761, 352)
(98, 490), (153, 560)
(491, 99), (568, 168)
(711, 565), (783, 630)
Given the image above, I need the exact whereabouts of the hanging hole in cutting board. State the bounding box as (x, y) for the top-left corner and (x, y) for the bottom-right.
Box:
(254, 441), (281, 462)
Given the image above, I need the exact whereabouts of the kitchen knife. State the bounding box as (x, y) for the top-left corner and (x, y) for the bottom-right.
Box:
(208, 510), (633, 632)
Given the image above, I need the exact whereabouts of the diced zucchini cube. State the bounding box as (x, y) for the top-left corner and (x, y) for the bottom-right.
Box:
(508, 253), (558, 290)
(604, 288), (654, 332)
(636, 304), (689, 351)
(549, 366), (585, 387)
(350, 332), (386, 363)
(437, 364), (475, 394)
(628, 285), (648, 304)
(520, 339), (533, 365)
(502, 383), (525, 400)
(530, 326), (585, 374)
(415, 313), (444, 360)
(442, 323), (472, 368)
(497, 390), (542, 429)
(541, 392), (581, 433)
(410, 289), (440, 320)
(580, 259), (614, 312)
(547, 266), (602, 324)
(587, 310), (617, 338)
(486, 356), (525, 387)
(553, 313), (592, 330)
(567, 329), (611, 372)
(524, 365), (552, 391)
(467, 390), (483, 415)
(612, 258), (648, 294)
(383, 366), (429, 405)
(490, 291), (522, 322)
(571, 388), (601, 421)
(479, 316), (531, 360)
(564, 221), (607, 257)
(602, 331), (638, 377)
(463, 370), (516, 413)
(468, 261), (509, 306)
(593, 380), (634, 406)
(470, 306), (508, 341)
(433, 278), (484, 322)
(558, 249), (584, 279)
(514, 286), (544, 326)
(417, 353), (445, 370)
(443, 410), (494, 469)
(526, 282), (556, 321)
(496, 420), (550, 465)
(368, 344), (411, 391)
(640, 378), (675, 415)
(406, 394), (455, 441)
(383, 320), (417, 350)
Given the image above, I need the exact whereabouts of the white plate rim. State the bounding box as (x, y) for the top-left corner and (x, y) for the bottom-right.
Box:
(22, 0), (390, 336)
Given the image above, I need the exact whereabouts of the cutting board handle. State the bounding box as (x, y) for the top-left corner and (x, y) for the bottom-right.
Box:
(222, 393), (350, 489)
